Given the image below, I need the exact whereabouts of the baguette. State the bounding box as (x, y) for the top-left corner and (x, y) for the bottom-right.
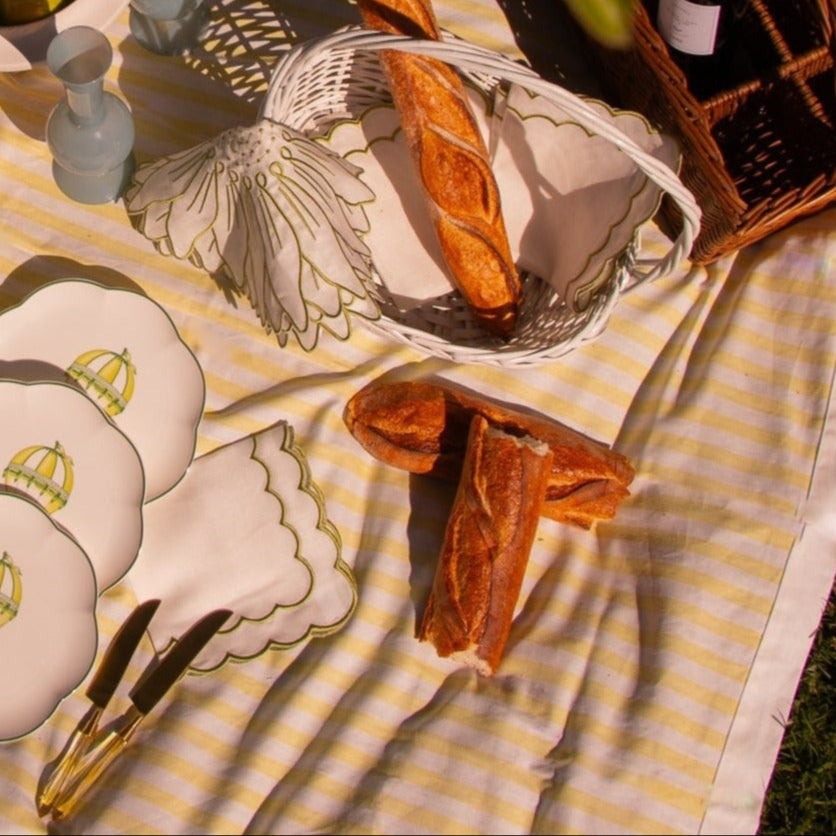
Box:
(343, 377), (635, 528)
(355, 0), (522, 337)
(418, 414), (552, 674)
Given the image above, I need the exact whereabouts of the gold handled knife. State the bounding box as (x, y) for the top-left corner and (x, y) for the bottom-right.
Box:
(50, 607), (232, 822)
(37, 599), (161, 815)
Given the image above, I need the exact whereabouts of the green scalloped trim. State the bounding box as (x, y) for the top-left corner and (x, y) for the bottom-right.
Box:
(189, 422), (357, 673)
(499, 85), (681, 312)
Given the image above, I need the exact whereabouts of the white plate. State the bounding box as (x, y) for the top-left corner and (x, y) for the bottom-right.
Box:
(0, 0), (128, 72)
(0, 280), (205, 501)
(0, 491), (97, 741)
(0, 379), (144, 591)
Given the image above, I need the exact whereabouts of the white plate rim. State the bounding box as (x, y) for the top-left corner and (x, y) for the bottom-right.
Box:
(0, 0), (129, 72)
(0, 489), (98, 742)
(0, 377), (145, 591)
(0, 278), (206, 502)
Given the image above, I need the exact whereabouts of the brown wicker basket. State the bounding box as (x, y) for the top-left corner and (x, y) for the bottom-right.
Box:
(587, 0), (836, 263)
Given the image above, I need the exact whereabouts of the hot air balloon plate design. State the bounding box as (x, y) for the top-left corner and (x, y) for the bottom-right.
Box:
(0, 279), (205, 501)
(0, 491), (98, 742)
(0, 379), (144, 592)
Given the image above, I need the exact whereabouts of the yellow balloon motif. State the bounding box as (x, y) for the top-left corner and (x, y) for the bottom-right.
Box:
(3, 441), (74, 515)
(0, 551), (22, 629)
(66, 347), (136, 417)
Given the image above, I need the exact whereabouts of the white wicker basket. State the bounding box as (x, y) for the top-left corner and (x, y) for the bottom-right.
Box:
(260, 27), (701, 368)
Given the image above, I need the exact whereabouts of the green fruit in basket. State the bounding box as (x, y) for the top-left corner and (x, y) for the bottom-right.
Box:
(562, 0), (635, 49)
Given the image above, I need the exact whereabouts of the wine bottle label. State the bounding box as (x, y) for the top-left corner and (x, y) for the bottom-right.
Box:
(658, 0), (722, 56)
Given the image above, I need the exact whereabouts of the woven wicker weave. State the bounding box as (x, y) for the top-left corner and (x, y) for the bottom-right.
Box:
(260, 28), (699, 367)
(589, 0), (836, 264)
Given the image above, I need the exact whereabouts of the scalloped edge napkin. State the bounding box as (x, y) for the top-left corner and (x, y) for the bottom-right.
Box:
(321, 82), (678, 311)
(126, 421), (357, 672)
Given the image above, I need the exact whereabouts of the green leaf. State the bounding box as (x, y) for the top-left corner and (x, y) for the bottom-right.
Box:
(562, 0), (635, 49)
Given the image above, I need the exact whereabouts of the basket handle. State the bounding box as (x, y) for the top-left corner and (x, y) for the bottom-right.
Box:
(264, 27), (701, 285)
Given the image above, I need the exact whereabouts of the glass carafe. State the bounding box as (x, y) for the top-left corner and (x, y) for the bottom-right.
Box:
(45, 26), (135, 205)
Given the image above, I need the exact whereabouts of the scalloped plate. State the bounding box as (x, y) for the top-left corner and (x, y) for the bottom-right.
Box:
(0, 280), (205, 501)
(0, 491), (98, 741)
(0, 379), (144, 591)
(0, 0), (128, 72)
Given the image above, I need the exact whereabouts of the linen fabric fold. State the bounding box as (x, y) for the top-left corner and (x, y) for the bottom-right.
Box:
(127, 421), (357, 672)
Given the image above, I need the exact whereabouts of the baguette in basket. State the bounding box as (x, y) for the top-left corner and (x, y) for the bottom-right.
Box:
(344, 377), (635, 529)
(355, 0), (522, 337)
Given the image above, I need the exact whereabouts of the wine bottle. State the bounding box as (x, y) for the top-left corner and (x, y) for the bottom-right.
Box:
(655, 0), (735, 100)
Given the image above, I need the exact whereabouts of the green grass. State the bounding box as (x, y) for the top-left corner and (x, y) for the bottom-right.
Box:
(758, 577), (836, 834)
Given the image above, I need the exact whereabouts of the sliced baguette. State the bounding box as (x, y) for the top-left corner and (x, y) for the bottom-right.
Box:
(344, 377), (634, 528)
(418, 414), (552, 674)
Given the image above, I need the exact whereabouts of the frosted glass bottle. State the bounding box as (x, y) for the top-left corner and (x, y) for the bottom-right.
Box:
(129, 0), (209, 56)
(45, 26), (136, 205)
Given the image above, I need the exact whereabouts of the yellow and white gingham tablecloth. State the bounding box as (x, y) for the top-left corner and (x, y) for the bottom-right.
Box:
(1, 2), (836, 834)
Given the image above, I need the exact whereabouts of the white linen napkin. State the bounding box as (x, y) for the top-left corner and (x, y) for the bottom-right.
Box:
(126, 421), (357, 672)
(321, 82), (679, 311)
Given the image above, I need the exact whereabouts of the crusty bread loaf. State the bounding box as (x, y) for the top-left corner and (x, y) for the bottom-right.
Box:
(343, 377), (635, 528)
(355, 0), (522, 337)
(418, 414), (552, 674)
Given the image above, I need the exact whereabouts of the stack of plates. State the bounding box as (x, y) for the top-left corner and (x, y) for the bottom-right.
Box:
(0, 279), (204, 741)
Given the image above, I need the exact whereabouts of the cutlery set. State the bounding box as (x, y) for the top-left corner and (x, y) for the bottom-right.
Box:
(37, 601), (230, 822)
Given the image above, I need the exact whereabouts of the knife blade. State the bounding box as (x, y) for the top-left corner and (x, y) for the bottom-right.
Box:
(50, 608), (232, 822)
(37, 598), (161, 815)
